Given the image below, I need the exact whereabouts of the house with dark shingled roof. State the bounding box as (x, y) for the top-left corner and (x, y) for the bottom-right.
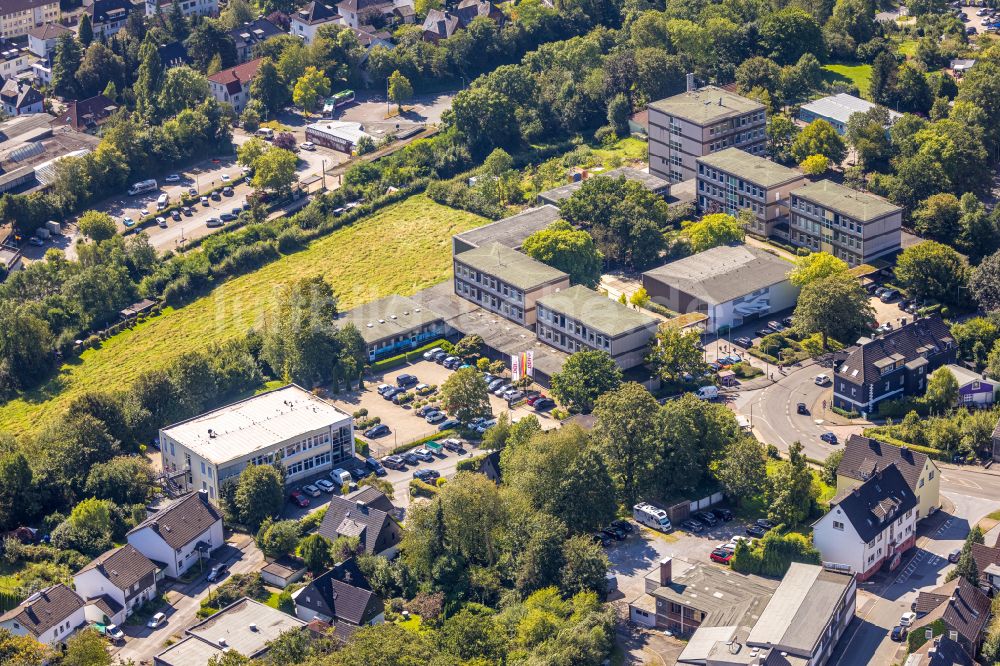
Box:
(292, 557), (384, 641)
(74, 544), (158, 625)
(126, 490), (224, 579)
(0, 584), (86, 646)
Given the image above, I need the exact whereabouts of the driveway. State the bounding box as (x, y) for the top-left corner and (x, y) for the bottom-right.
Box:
(337, 90), (456, 125)
(114, 533), (264, 665)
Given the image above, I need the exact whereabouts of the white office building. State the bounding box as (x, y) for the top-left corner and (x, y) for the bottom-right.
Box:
(159, 384), (354, 502)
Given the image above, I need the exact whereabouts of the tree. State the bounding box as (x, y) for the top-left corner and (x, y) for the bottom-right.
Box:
(185, 20), (237, 72)
(767, 114), (800, 162)
(970, 250), (1000, 312)
(237, 136), (269, 168)
(765, 442), (815, 526)
(949, 526), (984, 585)
(449, 86), (518, 158)
(78, 211), (117, 241)
(521, 221), (603, 288)
(78, 13), (94, 47)
(453, 334), (483, 359)
(552, 446), (617, 532)
(646, 327), (705, 382)
(134, 41), (164, 119)
(85, 456), (154, 505)
(895, 242), (968, 306)
(913, 193), (962, 242)
(560, 535), (609, 596)
(789, 252), (849, 287)
(387, 70), (413, 111)
(592, 383), (659, 504)
(0, 628), (45, 666)
(261, 277), (341, 387)
(220, 0), (255, 28)
(799, 154), (829, 175)
(256, 518), (300, 558)
(924, 367), (958, 414)
(793, 273), (874, 348)
(0, 451), (36, 530)
(681, 213), (744, 253)
(272, 132), (296, 151)
(846, 105), (893, 168)
(760, 7), (822, 65)
(249, 59), (286, 118)
(715, 437), (767, 504)
(52, 34), (82, 99)
(607, 93), (630, 136)
(251, 148), (298, 193)
(822, 448), (845, 486)
(234, 464), (283, 531)
(158, 66), (211, 117)
(299, 533), (332, 573)
(516, 513), (568, 595)
(62, 629), (111, 666)
(988, 340), (1000, 380)
(791, 119), (846, 164)
(208, 651), (251, 666)
(439, 367), (491, 422)
(550, 350), (622, 413)
(656, 395), (740, 496)
(292, 66), (331, 113)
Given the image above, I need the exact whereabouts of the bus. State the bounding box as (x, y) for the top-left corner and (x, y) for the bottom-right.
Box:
(322, 90), (355, 117)
(127, 179), (158, 196)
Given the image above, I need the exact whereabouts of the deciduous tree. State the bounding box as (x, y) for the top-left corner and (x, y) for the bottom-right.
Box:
(791, 119), (846, 164)
(793, 273), (874, 348)
(765, 442), (815, 526)
(592, 383), (659, 504)
(439, 367), (491, 422)
(550, 350), (622, 413)
(788, 252), (848, 287)
(292, 66), (331, 113)
(924, 367), (958, 414)
(715, 437), (767, 504)
(522, 221), (603, 288)
(387, 69), (413, 111)
(646, 327), (705, 382)
(234, 464), (283, 531)
(895, 241), (968, 306)
(78, 211), (117, 241)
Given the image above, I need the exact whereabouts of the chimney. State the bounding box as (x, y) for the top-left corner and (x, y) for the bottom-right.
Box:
(659, 557), (673, 586)
(437, 19), (446, 36)
(686, 73), (694, 92)
(198, 489), (210, 503)
(356, 501), (368, 515)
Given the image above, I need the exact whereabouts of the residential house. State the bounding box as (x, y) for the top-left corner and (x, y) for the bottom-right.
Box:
(943, 364), (996, 406)
(207, 57), (263, 114)
(86, 0), (136, 38)
(832, 317), (956, 415)
(292, 558), (384, 640)
(904, 635), (976, 666)
(536, 285), (659, 370)
(126, 490), (224, 579)
(153, 598), (306, 666)
(336, 293), (446, 362)
(229, 18), (283, 61)
(695, 147), (808, 239)
(789, 179), (902, 266)
(477, 450), (502, 483)
(27, 22), (70, 57)
(648, 84), (766, 183)
(317, 486), (401, 557)
(453, 242), (570, 327)
(950, 59), (976, 77)
(0, 0), (59, 40)
(73, 544), (158, 626)
(798, 93), (900, 135)
(641, 244), (799, 334)
(812, 463), (917, 581)
(912, 578), (991, 659)
(290, 2), (339, 44)
(0, 584), (86, 647)
(452, 204), (561, 255)
(971, 537), (1000, 593)
(0, 47), (34, 81)
(0, 79), (42, 116)
(50, 93), (118, 132)
(836, 434), (940, 521)
(421, 0), (502, 42)
(158, 384), (354, 501)
(335, 0), (414, 29)
(144, 0), (216, 19)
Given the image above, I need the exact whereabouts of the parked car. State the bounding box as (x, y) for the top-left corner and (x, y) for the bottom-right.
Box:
(611, 519), (634, 533)
(735, 336), (753, 348)
(493, 384), (512, 397)
(439, 419), (461, 431)
(207, 563), (228, 582)
(147, 612), (167, 629)
(797, 403), (809, 415)
(220, 213), (237, 222)
(401, 452), (419, 466)
(382, 455), (405, 470)
(415, 383), (433, 395)
(302, 484), (321, 497)
(316, 479), (336, 493)
(592, 532), (612, 547)
(443, 356), (461, 368)
(694, 511), (718, 527)
(880, 289), (899, 302)
(602, 526), (627, 541)
(381, 387), (402, 400)
(413, 469), (440, 482)
(289, 490), (310, 508)
(365, 457), (387, 476)
(105, 623), (125, 641)
(165, 174), (181, 183)
(414, 448), (434, 462)
(710, 548), (734, 564)
(364, 424), (390, 438)
(756, 518), (775, 529)
(767, 321), (785, 331)
(376, 383), (393, 395)
(210, 190), (221, 201)
(746, 524), (767, 538)
(711, 507), (734, 521)
(423, 347), (443, 361)
(391, 392), (411, 405)
(206, 218), (223, 228)
(487, 378), (506, 390)
(349, 468), (367, 481)
(891, 625), (907, 642)
(899, 611), (917, 627)
(182, 207), (193, 216)
(680, 519), (704, 533)
(441, 438), (465, 452)
(533, 398), (555, 410)
(756, 329), (773, 338)
(426, 411), (446, 424)
(781, 316), (794, 327)
(505, 390), (525, 403)
(28, 237), (45, 246)
(170, 209), (181, 221)
(526, 394), (545, 406)
(476, 419), (498, 434)
(820, 432), (839, 444)
(948, 548), (962, 563)
(815, 374), (831, 386)
(397, 373), (418, 387)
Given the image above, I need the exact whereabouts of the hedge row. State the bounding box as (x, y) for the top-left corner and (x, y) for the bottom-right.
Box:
(370, 338), (447, 373)
(409, 478), (439, 498)
(861, 429), (947, 461)
(457, 453), (488, 472)
(391, 429), (459, 454)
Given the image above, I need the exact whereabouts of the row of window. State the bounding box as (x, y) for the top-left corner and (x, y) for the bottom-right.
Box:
(708, 129), (764, 152)
(287, 451), (332, 477)
(536, 307), (613, 348)
(285, 432), (331, 458)
(791, 198), (867, 235)
(456, 279), (524, 321)
(697, 167), (767, 200)
(708, 111), (766, 135)
(455, 265), (524, 303)
(698, 188), (764, 216)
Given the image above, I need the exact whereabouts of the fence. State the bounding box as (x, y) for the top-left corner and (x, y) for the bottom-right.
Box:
(0, 589), (24, 613)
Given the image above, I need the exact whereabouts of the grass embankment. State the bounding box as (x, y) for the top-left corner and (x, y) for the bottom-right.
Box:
(822, 63), (873, 97)
(0, 195), (486, 436)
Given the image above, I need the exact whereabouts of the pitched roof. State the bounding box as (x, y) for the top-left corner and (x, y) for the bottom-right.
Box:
(800, 93), (901, 126)
(971, 542), (1000, 583)
(642, 244), (794, 305)
(229, 17), (284, 47)
(0, 584), (84, 637)
(86, 0), (136, 25)
(915, 578), (992, 647)
(836, 317), (954, 386)
(86, 594), (123, 619)
(943, 364), (988, 387)
(317, 489), (396, 554)
(906, 635), (975, 666)
(293, 1), (340, 24)
(76, 544), (156, 592)
(422, 9), (460, 38)
(27, 23), (71, 40)
(0, 80), (42, 111)
(294, 558), (383, 625)
(51, 94), (118, 131)
(336, 0), (391, 12)
(344, 485), (395, 513)
(838, 434), (932, 494)
(128, 491), (223, 551)
(914, 578), (957, 615)
(825, 463), (916, 542)
(208, 57), (263, 95)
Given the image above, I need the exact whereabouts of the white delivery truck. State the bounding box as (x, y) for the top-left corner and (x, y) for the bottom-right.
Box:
(695, 385), (719, 400)
(633, 502), (672, 532)
(128, 179), (158, 196)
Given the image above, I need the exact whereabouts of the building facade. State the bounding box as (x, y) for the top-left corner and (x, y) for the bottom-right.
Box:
(837, 434), (940, 522)
(159, 384), (354, 499)
(0, 0), (59, 40)
(648, 85), (766, 183)
(789, 180), (902, 266)
(87, 0), (136, 38)
(338, 294), (445, 362)
(145, 0), (216, 18)
(536, 285), (658, 370)
(27, 22), (70, 57)
(229, 18), (283, 61)
(0, 585), (86, 646)
(696, 147), (808, 239)
(126, 491), (224, 579)
(290, 2), (339, 44)
(453, 242), (569, 327)
(0, 79), (42, 116)
(73, 545), (158, 626)
(207, 57), (262, 114)
(799, 93), (900, 135)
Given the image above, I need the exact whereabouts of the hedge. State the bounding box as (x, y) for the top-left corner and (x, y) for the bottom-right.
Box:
(861, 429), (947, 461)
(831, 406), (860, 419)
(409, 478), (439, 498)
(907, 618), (946, 652)
(457, 453), (488, 472)
(371, 338), (448, 373)
(392, 429), (459, 454)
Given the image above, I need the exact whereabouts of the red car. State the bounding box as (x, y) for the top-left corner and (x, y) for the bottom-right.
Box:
(289, 490), (310, 508)
(710, 548), (733, 564)
(526, 394), (546, 406)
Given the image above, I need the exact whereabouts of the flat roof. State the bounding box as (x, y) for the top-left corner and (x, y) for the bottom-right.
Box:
(453, 205), (561, 249)
(537, 285), (657, 338)
(537, 167), (670, 203)
(648, 86), (764, 125)
(697, 148), (804, 188)
(800, 93), (901, 126)
(337, 294), (443, 345)
(746, 563), (853, 654)
(455, 242), (568, 291)
(154, 636), (223, 666)
(161, 385), (351, 465)
(644, 245), (794, 305)
(186, 598), (306, 659)
(306, 120), (372, 143)
(793, 180), (901, 221)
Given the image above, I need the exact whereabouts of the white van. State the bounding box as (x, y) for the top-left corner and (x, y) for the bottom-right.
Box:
(156, 193), (169, 210)
(329, 468), (351, 486)
(257, 127), (274, 140)
(695, 386), (719, 400)
(633, 502), (672, 532)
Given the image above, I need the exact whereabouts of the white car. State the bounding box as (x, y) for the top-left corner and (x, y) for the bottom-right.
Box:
(221, 174), (231, 182)
(301, 141), (316, 150)
(316, 479), (336, 493)
(815, 374), (831, 386)
(164, 174), (181, 183)
(414, 448), (434, 462)
(302, 484), (321, 497)
(147, 612), (166, 629)
(156, 216), (167, 228)
(140, 208), (150, 217)
(899, 611), (916, 627)
(105, 623), (125, 641)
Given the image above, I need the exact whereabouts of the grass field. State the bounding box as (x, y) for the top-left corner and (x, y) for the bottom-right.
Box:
(0, 195), (485, 436)
(897, 39), (918, 57)
(822, 63), (873, 98)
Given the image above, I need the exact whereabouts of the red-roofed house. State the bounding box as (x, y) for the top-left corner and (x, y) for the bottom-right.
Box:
(208, 57), (262, 114)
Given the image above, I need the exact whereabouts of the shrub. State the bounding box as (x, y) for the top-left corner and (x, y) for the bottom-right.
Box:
(731, 531), (820, 577)
(409, 479), (438, 498)
(457, 454), (487, 472)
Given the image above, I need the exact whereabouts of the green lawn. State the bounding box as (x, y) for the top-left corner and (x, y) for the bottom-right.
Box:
(897, 39), (918, 58)
(590, 136), (648, 164)
(822, 64), (873, 98)
(0, 195), (486, 436)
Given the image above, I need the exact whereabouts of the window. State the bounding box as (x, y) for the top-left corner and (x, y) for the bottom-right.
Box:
(833, 521), (844, 530)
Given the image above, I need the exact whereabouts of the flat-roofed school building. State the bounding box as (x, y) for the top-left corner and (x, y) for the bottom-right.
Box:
(337, 294), (445, 362)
